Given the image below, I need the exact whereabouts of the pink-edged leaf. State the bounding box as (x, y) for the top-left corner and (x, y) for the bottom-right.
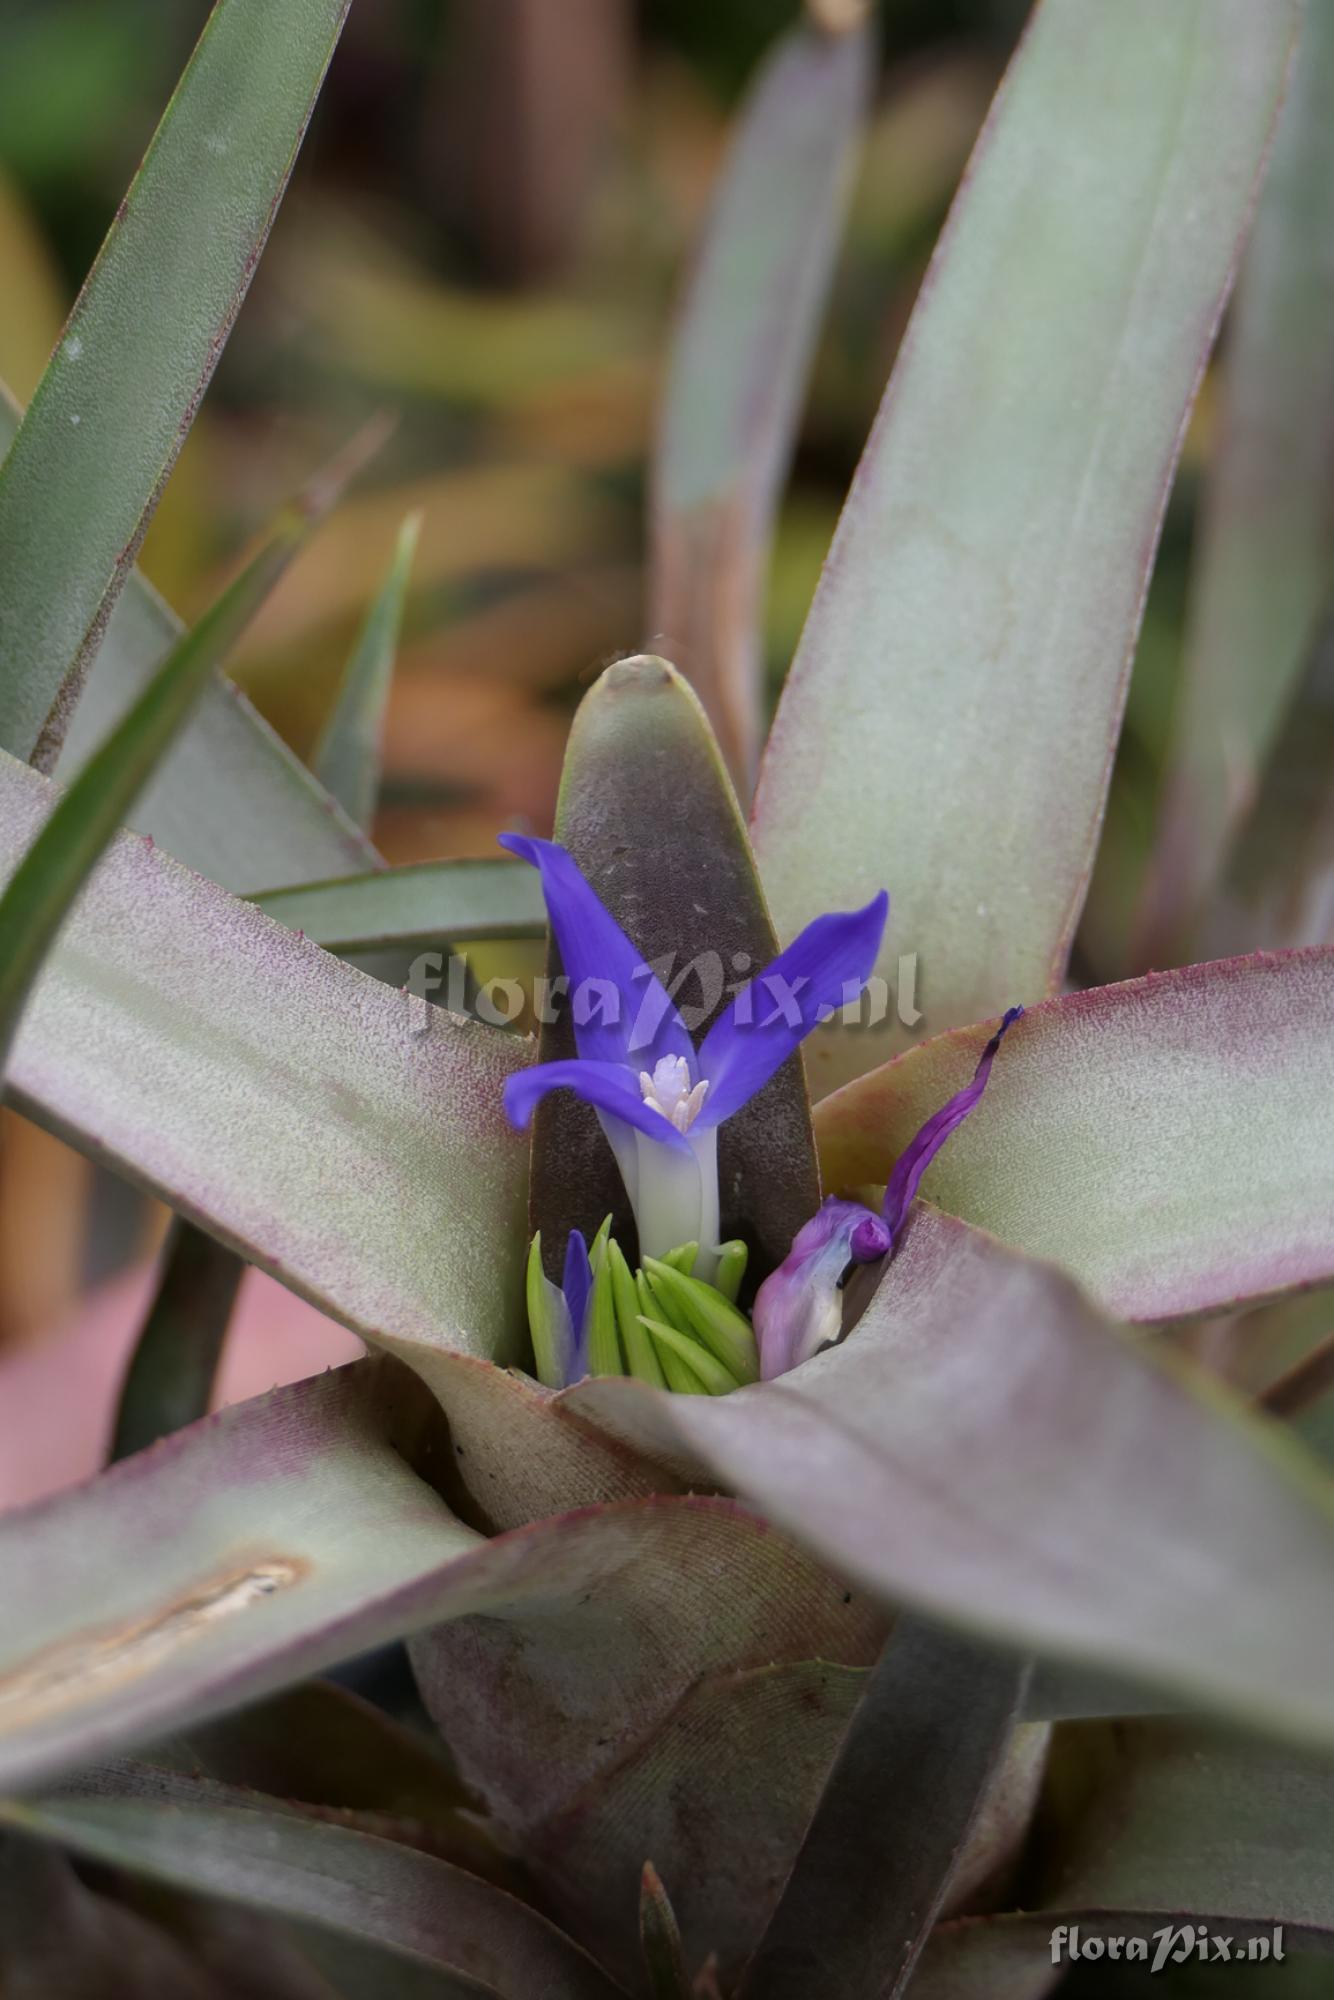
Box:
(0, 1361), (852, 1811)
(5, 1779), (626, 2000)
(752, 0), (1299, 1097)
(0, 752), (529, 1360)
(735, 1625), (1031, 2000)
(567, 1209), (1334, 1746)
(1139, 2), (1334, 961)
(813, 951), (1334, 1322)
(649, 18), (871, 784)
(0, 1269), (667, 1524)
(0, 1363), (479, 1793)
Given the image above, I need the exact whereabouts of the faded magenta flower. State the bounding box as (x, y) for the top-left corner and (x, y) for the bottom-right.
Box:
(753, 1008), (1023, 1378)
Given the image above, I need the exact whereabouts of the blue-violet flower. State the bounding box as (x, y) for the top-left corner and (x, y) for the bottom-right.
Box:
(500, 832), (887, 1280)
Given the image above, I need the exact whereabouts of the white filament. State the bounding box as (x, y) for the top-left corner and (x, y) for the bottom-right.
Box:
(632, 1123), (720, 1282)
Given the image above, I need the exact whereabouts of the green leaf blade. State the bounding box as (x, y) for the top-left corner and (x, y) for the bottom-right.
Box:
(0, 499), (314, 1074)
(1141, 2), (1334, 958)
(312, 510), (420, 831)
(6, 1785), (624, 1998)
(250, 857), (545, 953)
(753, 0), (1300, 1097)
(0, 0), (354, 766)
(110, 1221), (244, 1461)
(650, 20), (871, 783)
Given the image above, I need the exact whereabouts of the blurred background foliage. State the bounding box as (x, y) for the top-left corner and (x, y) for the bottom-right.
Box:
(0, 0), (1201, 1344)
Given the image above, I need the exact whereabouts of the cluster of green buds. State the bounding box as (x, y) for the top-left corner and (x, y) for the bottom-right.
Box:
(525, 1223), (757, 1393)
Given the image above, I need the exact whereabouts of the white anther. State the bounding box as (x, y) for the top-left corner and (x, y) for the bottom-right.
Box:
(638, 1054), (709, 1133)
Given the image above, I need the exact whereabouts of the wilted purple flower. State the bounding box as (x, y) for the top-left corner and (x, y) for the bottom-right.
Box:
(753, 1007), (1023, 1379)
(500, 833), (887, 1276)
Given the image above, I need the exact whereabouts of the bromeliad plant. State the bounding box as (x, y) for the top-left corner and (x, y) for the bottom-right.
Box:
(504, 823), (1020, 1392)
(4, 1), (1334, 1996)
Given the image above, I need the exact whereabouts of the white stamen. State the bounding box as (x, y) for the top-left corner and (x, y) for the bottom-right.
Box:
(638, 1054), (709, 1133)
(629, 1054), (718, 1276)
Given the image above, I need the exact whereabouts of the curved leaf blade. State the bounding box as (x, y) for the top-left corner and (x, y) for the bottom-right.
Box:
(650, 20), (871, 784)
(251, 858), (545, 954)
(0, 0), (353, 766)
(55, 559), (378, 893)
(5, 1785), (625, 2000)
(312, 511), (420, 831)
(0, 497), (318, 1076)
(0, 384), (375, 894)
(176, 1678), (507, 1884)
(110, 1222), (244, 1460)
(0, 1365), (847, 1813)
(813, 951), (1334, 1323)
(408, 1498), (882, 1840)
(535, 1662), (866, 1992)
(1206, 617), (1334, 958)
(0, 1364), (481, 1794)
(914, 1720), (1334, 1993)
(568, 1209), (1334, 1747)
(736, 1625), (1029, 2000)
(639, 1864), (693, 2000)
(0, 752), (529, 1359)
(526, 1653), (1043, 1993)
(1140, 1), (1334, 960)
(752, 0), (1299, 1097)
(1036, 1719), (1334, 1950)
(0, 1834), (336, 2000)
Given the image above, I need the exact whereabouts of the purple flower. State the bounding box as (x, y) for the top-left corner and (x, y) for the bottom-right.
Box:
(500, 833), (887, 1277)
(526, 1225), (593, 1389)
(753, 1007), (1023, 1379)
(752, 1198), (893, 1381)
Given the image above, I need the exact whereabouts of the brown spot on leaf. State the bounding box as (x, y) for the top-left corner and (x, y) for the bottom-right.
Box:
(0, 1559), (305, 1726)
